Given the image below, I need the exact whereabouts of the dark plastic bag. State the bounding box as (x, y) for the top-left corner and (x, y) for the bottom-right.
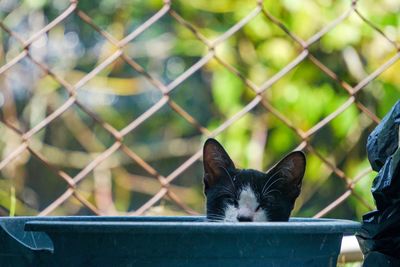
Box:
(367, 100), (400, 172)
(363, 252), (400, 267)
(371, 144), (400, 211)
(356, 100), (400, 266)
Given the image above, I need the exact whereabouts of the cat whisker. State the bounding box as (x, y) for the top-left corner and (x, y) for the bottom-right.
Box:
(207, 214), (225, 219)
(215, 187), (236, 197)
(206, 214), (226, 222)
(261, 177), (285, 196)
(209, 187), (237, 202)
(260, 171), (281, 195)
(220, 166), (237, 189)
(218, 185), (235, 193)
(262, 189), (282, 198)
(204, 138), (304, 223)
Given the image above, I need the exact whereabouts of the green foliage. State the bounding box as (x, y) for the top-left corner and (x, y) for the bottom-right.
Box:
(0, 0), (399, 219)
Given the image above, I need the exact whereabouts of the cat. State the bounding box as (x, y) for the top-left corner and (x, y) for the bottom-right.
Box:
(203, 138), (306, 222)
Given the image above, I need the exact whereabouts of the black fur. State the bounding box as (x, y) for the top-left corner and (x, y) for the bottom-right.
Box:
(203, 138), (306, 222)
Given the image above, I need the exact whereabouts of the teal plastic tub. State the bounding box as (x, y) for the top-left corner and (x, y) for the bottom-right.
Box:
(0, 216), (360, 267)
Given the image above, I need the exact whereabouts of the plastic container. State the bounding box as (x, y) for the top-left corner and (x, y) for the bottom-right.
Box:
(0, 216), (360, 267)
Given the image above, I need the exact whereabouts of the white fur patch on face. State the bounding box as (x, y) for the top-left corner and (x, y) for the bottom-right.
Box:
(237, 186), (258, 219)
(224, 204), (238, 222)
(223, 186), (268, 222)
(253, 209), (267, 222)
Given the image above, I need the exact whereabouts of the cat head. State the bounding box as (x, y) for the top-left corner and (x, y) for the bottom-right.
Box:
(203, 138), (306, 222)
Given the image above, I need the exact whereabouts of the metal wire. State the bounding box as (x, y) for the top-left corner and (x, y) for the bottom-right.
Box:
(0, 0), (398, 217)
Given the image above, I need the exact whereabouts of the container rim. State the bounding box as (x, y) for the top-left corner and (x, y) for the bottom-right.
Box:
(21, 216), (361, 235)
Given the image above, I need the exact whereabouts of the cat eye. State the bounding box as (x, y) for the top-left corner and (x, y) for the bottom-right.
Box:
(225, 198), (238, 207)
(255, 205), (261, 212)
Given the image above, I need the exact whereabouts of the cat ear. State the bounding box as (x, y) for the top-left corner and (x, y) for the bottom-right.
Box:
(203, 138), (236, 191)
(267, 151), (306, 198)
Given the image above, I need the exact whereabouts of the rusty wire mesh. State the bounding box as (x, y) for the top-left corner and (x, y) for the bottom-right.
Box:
(0, 0), (399, 218)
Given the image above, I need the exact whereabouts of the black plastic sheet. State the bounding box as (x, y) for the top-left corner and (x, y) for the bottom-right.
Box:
(357, 100), (400, 266)
(367, 100), (400, 172)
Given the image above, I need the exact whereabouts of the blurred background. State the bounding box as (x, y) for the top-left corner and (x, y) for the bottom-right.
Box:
(0, 0), (399, 220)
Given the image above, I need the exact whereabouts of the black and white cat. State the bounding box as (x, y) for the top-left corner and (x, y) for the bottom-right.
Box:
(203, 138), (306, 222)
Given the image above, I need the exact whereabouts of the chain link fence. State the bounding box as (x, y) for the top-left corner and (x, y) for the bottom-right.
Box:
(0, 0), (399, 219)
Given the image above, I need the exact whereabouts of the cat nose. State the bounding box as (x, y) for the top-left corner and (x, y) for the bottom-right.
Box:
(237, 216), (252, 222)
